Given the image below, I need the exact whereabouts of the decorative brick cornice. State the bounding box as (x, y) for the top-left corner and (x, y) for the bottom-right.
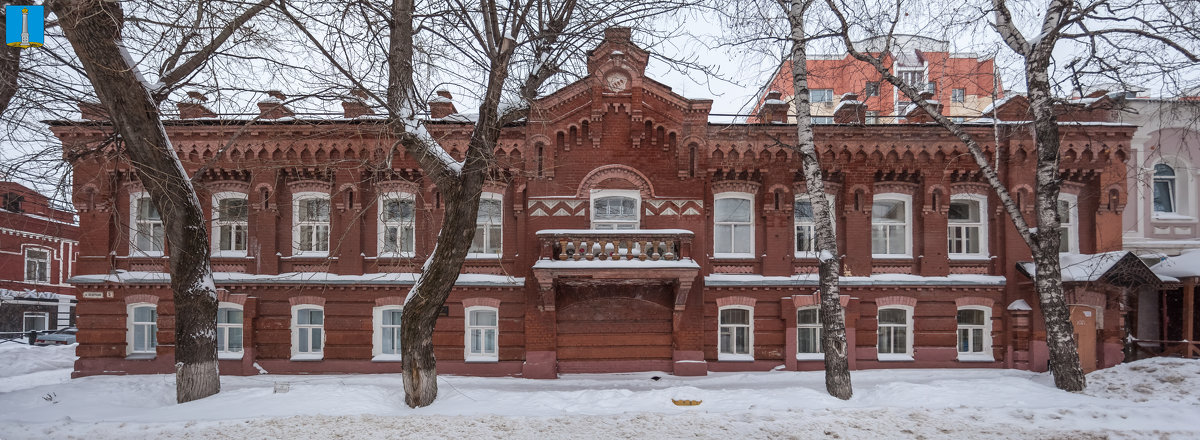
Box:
(950, 183), (990, 196)
(287, 180), (332, 195)
(791, 292), (851, 308)
(954, 297), (995, 309)
(204, 180), (251, 194)
(462, 297), (501, 309)
(577, 164), (656, 198)
(216, 289), (248, 306)
(875, 295), (917, 308)
(716, 295), (756, 308)
(375, 296), (406, 307)
(289, 295), (326, 307)
(712, 180), (760, 196)
(873, 182), (918, 196)
(125, 294), (160, 305)
(377, 180), (420, 196)
(482, 181), (508, 195)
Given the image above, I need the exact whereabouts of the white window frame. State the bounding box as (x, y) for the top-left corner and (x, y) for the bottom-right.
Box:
(1058, 193), (1079, 254)
(794, 194), (835, 258)
(127, 303), (158, 357)
(292, 192), (331, 256)
(216, 302), (244, 360)
(372, 305), (404, 361)
(956, 306), (994, 362)
(291, 305), (325, 360)
(877, 305), (913, 361)
(713, 192), (755, 258)
(467, 193), (503, 258)
(871, 193), (912, 258)
(718, 305), (754, 361)
(951, 88), (966, 103)
(464, 306), (499, 362)
(24, 247), (50, 283)
(948, 194), (989, 259)
(212, 192), (249, 257)
(811, 89), (834, 103)
(796, 306), (823, 360)
(589, 189), (641, 230)
(23, 312), (49, 332)
(378, 193), (417, 258)
(130, 192), (164, 257)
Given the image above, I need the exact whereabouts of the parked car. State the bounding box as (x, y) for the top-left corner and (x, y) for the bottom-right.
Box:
(34, 327), (77, 346)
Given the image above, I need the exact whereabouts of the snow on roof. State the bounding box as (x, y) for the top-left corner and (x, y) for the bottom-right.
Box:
(1151, 249), (1200, 279)
(70, 271), (523, 287)
(533, 259), (699, 269)
(704, 273), (1005, 287)
(428, 96), (452, 103)
(1017, 251), (1162, 284)
(979, 95), (1016, 116)
(763, 99), (787, 105)
(833, 100), (863, 113)
(1007, 299), (1032, 311)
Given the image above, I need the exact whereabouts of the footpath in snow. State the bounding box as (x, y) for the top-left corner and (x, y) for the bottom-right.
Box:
(0, 343), (1198, 439)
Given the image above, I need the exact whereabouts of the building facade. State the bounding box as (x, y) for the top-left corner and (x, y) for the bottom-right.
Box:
(754, 35), (999, 124)
(0, 181), (78, 335)
(56, 29), (1140, 378)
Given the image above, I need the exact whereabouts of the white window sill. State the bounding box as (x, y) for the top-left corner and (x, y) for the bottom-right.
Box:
(372, 354), (403, 362)
(717, 353), (755, 362)
(466, 253), (502, 260)
(713, 254), (756, 260)
(377, 253), (415, 259)
(1151, 213), (1196, 222)
(871, 255), (913, 260)
(957, 354), (995, 362)
(218, 352), (245, 360)
(125, 353), (156, 360)
(877, 353), (914, 362)
(465, 356), (498, 363)
(949, 255), (992, 261)
(290, 252), (330, 258)
(290, 353), (324, 361)
(129, 252), (165, 258)
(212, 251), (249, 258)
(796, 353), (824, 361)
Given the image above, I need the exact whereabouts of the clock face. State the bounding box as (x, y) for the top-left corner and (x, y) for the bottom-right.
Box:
(605, 73), (629, 92)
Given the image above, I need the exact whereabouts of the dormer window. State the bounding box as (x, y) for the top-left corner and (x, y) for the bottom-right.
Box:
(2, 193), (22, 212)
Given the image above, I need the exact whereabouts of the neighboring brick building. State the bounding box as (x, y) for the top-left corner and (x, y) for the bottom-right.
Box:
(0, 181), (79, 335)
(753, 35), (999, 124)
(54, 28), (1146, 379)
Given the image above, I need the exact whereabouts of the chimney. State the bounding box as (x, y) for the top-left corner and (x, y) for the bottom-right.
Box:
(78, 101), (108, 121)
(904, 99), (944, 123)
(429, 89), (457, 119)
(758, 91), (789, 123)
(604, 27), (632, 43)
(833, 92), (867, 124)
(342, 88), (374, 118)
(176, 91), (217, 119)
(257, 90), (294, 119)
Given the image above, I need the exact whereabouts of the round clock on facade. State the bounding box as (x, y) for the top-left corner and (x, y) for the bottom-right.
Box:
(605, 72), (629, 92)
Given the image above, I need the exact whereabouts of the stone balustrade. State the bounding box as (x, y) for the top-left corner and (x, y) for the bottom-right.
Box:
(536, 229), (694, 262)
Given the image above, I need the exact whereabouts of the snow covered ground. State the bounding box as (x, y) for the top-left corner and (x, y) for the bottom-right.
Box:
(1, 344), (1198, 439)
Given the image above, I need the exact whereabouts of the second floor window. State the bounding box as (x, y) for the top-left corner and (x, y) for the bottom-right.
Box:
(898, 70), (925, 90)
(714, 194), (753, 256)
(132, 194), (164, 255)
(952, 88), (966, 103)
(470, 195), (502, 256)
(811, 89), (834, 103)
(213, 195), (248, 255)
(811, 117), (834, 124)
(948, 196), (987, 257)
(1153, 163), (1177, 213)
(380, 195), (416, 256)
(865, 81), (880, 97)
(1058, 195), (1079, 253)
(24, 248), (49, 283)
(871, 195), (910, 257)
(592, 192), (639, 230)
(294, 195), (331, 255)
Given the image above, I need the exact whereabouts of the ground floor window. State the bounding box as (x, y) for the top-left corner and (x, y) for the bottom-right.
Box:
(374, 306), (403, 360)
(23, 312), (49, 332)
(797, 307), (822, 358)
(217, 306), (244, 357)
(465, 306), (498, 361)
(877, 306), (912, 360)
(128, 304), (157, 356)
(292, 307), (324, 359)
(957, 307), (993, 361)
(718, 306), (753, 361)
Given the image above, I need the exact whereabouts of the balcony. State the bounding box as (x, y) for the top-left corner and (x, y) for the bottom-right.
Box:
(536, 229), (694, 263)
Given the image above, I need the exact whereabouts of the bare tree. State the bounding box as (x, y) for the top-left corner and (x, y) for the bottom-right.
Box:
(821, 0), (1199, 391)
(48, 0), (273, 403)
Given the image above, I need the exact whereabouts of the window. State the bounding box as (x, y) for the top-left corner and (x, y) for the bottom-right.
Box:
(23, 312), (48, 332)
(896, 101), (913, 116)
(293, 193), (330, 255)
(718, 307), (753, 360)
(213, 193), (248, 256)
(898, 70), (925, 89)
(465, 307), (498, 361)
(811, 89), (834, 103)
(1153, 163), (1177, 213)
(871, 194), (911, 257)
(469, 194), (503, 256)
(291, 307), (324, 359)
(2, 192), (22, 212)
(796, 307), (822, 359)
(811, 117), (834, 124)
(591, 190), (639, 230)
(24, 248), (49, 283)
(1057, 194), (1079, 253)
(216, 305), (244, 358)
(714, 194), (754, 256)
(379, 194), (416, 256)
(948, 195), (988, 258)
(794, 195), (835, 257)
(952, 88), (966, 103)
(128, 304), (157, 356)
(131, 193), (164, 255)
(865, 111), (879, 124)
(957, 307), (993, 361)
(373, 306), (403, 360)
(865, 81), (880, 97)
(877, 306), (913, 360)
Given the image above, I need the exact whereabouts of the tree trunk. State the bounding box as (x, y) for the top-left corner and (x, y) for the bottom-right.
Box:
(787, 0), (852, 400)
(52, 0), (220, 403)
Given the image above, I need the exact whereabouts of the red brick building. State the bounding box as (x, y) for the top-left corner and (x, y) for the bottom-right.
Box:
(55, 29), (1146, 378)
(0, 181), (79, 335)
(753, 35), (1000, 124)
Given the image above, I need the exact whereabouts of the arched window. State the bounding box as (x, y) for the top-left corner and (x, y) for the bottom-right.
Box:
(465, 306), (498, 362)
(373, 305), (403, 360)
(871, 194), (911, 257)
(216, 303), (244, 358)
(948, 194), (988, 258)
(293, 192), (331, 255)
(1153, 163), (1177, 213)
(718, 306), (753, 360)
(714, 193), (754, 257)
(877, 306), (913, 360)
(591, 189), (639, 230)
(469, 193), (503, 257)
(127, 303), (158, 356)
(956, 306), (993, 361)
(379, 193), (416, 257)
(212, 192), (249, 256)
